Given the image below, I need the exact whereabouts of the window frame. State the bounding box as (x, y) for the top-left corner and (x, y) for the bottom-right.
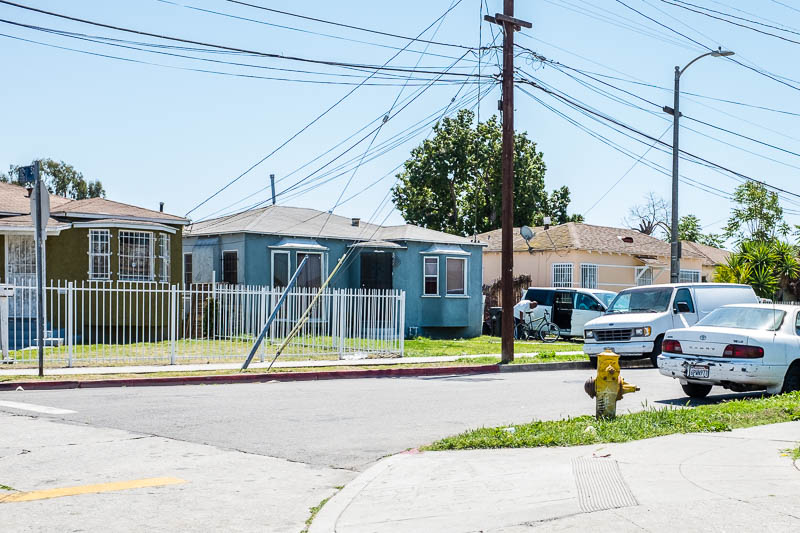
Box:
(635, 266), (653, 286)
(183, 252), (192, 287)
(422, 256), (439, 297)
(157, 234), (171, 283)
(580, 263), (598, 289)
(271, 250), (290, 288)
(296, 251), (325, 288)
(551, 263), (574, 288)
(679, 269), (701, 283)
(221, 250), (238, 285)
(88, 229), (111, 281)
(445, 256), (468, 297)
(118, 230), (154, 282)
(673, 287), (696, 314)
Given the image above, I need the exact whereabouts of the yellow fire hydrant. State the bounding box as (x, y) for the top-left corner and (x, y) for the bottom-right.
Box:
(584, 349), (639, 419)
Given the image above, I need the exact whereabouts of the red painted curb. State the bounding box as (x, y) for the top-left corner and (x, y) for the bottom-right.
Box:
(0, 364), (501, 391)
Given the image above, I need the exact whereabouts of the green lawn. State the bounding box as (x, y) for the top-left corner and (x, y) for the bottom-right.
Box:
(425, 392), (800, 450)
(455, 353), (588, 364)
(404, 336), (582, 357)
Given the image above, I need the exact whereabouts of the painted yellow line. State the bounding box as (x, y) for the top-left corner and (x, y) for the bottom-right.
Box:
(0, 477), (185, 503)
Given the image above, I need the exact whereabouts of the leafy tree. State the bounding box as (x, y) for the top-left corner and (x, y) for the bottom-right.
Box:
(724, 181), (789, 243)
(715, 240), (799, 299)
(0, 159), (105, 199)
(391, 109), (580, 236)
(677, 214), (724, 247)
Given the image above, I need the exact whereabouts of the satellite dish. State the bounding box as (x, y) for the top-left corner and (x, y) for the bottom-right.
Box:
(520, 225), (534, 241)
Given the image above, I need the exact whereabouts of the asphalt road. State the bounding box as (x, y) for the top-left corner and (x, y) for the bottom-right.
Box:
(0, 368), (754, 470)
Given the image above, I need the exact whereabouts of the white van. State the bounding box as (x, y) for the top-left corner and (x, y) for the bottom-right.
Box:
(514, 287), (616, 339)
(583, 283), (758, 366)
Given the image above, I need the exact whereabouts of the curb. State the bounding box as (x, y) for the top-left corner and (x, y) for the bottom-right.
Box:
(498, 359), (654, 372)
(0, 364), (501, 391)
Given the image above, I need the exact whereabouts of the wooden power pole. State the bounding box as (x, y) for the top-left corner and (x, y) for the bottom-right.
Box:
(486, 2), (531, 364)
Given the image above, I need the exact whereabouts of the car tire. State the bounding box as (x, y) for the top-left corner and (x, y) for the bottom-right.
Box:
(588, 355), (597, 368)
(780, 362), (800, 394)
(649, 335), (664, 368)
(681, 382), (713, 399)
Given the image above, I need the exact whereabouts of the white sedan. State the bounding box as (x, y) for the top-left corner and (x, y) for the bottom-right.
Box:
(658, 304), (800, 398)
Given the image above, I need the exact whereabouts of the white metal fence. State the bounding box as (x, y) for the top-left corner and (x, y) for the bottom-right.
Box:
(2, 281), (405, 367)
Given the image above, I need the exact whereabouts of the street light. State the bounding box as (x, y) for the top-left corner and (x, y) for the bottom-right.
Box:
(667, 47), (734, 283)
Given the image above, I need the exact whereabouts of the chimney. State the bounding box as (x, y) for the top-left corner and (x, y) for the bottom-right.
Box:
(159, 202), (164, 212)
(351, 217), (360, 227)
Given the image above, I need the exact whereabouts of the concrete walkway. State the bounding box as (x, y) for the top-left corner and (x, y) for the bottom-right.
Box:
(310, 422), (800, 532)
(0, 351), (586, 376)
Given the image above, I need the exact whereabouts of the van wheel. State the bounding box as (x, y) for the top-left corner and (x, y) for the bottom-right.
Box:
(649, 335), (664, 368)
(781, 362), (800, 394)
(588, 356), (597, 368)
(681, 383), (712, 398)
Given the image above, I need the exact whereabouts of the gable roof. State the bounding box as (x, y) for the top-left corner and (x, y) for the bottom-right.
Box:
(0, 181), (72, 215)
(186, 205), (478, 245)
(52, 197), (188, 225)
(477, 222), (727, 266)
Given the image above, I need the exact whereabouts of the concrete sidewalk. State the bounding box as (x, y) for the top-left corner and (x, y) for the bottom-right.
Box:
(311, 422), (800, 532)
(0, 351), (585, 377)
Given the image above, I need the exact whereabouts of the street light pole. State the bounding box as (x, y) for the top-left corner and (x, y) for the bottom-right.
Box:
(668, 47), (734, 283)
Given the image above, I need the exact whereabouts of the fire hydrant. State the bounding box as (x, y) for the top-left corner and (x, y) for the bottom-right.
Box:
(584, 349), (639, 419)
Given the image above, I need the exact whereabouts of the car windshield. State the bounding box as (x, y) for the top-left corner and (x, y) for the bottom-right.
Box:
(606, 287), (672, 314)
(591, 292), (615, 308)
(696, 307), (786, 331)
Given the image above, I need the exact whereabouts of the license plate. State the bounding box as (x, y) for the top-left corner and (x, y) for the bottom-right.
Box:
(687, 365), (709, 379)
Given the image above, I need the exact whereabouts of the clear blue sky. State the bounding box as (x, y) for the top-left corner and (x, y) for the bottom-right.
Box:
(2, 0), (800, 241)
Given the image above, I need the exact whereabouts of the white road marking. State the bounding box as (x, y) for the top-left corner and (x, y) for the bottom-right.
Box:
(0, 401), (76, 415)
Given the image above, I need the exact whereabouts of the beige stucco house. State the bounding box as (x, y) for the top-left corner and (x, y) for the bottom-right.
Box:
(478, 222), (729, 295)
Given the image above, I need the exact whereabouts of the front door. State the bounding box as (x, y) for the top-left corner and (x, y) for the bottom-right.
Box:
(360, 253), (393, 290)
(6, 234), (36, 317)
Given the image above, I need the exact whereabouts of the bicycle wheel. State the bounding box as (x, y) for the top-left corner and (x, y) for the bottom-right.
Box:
(538, 322), (561, 343)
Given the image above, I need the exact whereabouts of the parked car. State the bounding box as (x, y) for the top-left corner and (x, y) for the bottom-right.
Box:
(583, 283), (758, 367)
(658, 304), (800, 398)
(513, 287), (616, 339)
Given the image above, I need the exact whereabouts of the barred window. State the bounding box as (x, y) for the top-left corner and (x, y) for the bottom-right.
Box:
(580, 264), (598, 289)
(88, 229), (111, 280)
(183, 253), (192, 286)
(222, 251), (238, 285)
(679, 269), (701, 283)
(158, 234), (171, 282)
(119, 231), (154, 281)
(635, 266), (653, 286)
(552, 263), (573, 288)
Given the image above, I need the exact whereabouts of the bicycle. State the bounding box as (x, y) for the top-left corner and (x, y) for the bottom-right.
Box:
(515, 309), (561, 343)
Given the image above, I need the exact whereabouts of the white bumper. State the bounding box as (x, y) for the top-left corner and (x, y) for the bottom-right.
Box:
(584, 341), (654, 357)
(658, 355), (786, 388)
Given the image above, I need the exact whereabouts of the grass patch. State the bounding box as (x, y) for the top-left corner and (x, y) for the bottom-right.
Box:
(425, 392), (800, 451)
(456, 352), (586, 365)
(405, 336), (581, 357)
(788, 445), (800, 461)
(301, 486), (343, 533)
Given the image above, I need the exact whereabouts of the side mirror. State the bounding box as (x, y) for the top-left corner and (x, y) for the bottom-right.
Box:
(591, 304), (602, 312)
(675, 301), (691, 313)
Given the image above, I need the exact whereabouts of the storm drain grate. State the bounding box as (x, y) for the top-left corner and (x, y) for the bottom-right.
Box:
(572, 457), (638, 513)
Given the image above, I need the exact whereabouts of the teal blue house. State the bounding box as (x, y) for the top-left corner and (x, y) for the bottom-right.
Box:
(182, 206), (485, 338)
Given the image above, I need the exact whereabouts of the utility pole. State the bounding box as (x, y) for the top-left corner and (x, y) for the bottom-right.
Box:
(486, 2), (531, 364)
(30, 161), (48, 377)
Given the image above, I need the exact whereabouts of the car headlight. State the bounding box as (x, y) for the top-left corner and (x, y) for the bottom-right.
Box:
(633, 327), (652, 337)
(584, 330), (594, 339)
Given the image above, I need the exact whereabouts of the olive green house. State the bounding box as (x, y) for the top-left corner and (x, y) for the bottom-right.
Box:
(0, 182), (189, 349)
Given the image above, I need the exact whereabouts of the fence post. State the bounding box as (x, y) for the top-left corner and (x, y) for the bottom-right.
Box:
(338, 289), (346, 359)
(169, 285), (177, 365)
(398, 290), (405, 357)
(67, 281), (74, 367)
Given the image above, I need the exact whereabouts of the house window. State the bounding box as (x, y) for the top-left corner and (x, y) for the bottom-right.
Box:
(679, 269), (701, 283)
(222, 251), (238, 285)
(183, 253), (192, 286)
(552, 263), (573, 288)
(158, 234), (170, 282)
(446, 257), (466, 296)
(88, 229), (111, 280)
(272, 251), (289, 287)
(580, 264), (598, 289)
(423, 256), (439, 296)
(119, 231), (153, 281)
(635, 266), (653, 286)
(296, 252), (323, 288)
